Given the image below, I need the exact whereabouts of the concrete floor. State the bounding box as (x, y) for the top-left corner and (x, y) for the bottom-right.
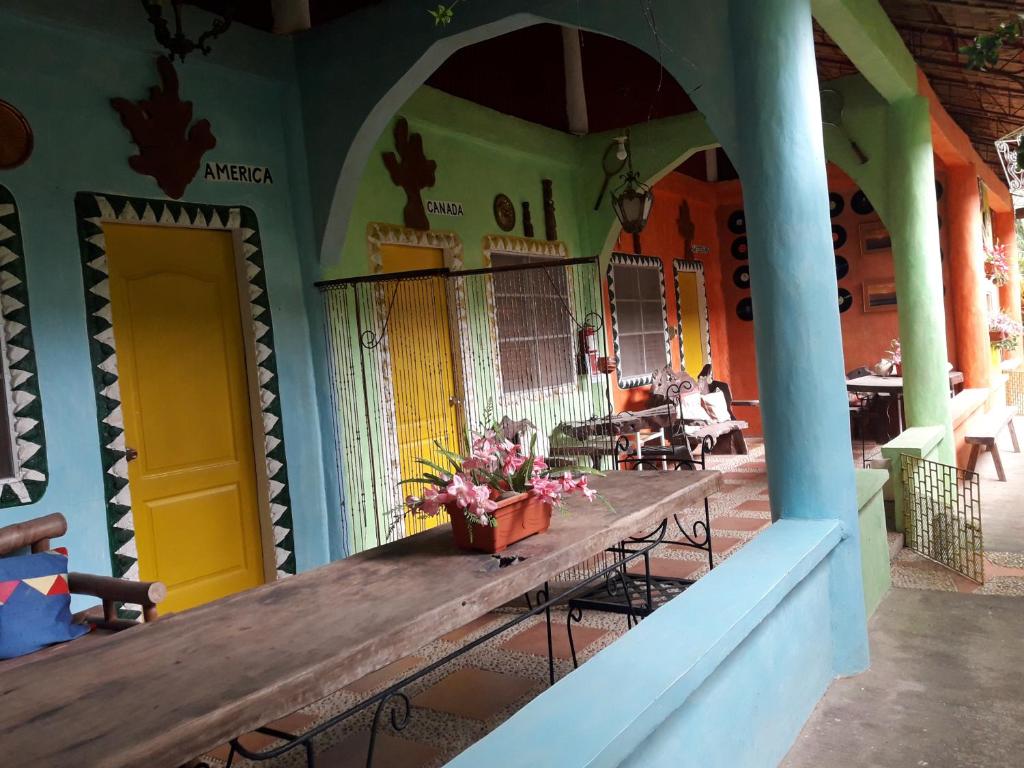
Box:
(973, 416), (1024, 553)
(783, 588), (1024, 768)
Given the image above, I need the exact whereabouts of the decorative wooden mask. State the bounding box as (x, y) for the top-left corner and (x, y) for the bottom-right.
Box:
(382, 117), (436, 231)
(111, 57), (216, 199)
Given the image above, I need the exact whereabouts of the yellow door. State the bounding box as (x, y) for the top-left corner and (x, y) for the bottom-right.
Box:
(378, 244), (461, 535)
(104, 224), (265, 613)
(677, 268), (710, 377)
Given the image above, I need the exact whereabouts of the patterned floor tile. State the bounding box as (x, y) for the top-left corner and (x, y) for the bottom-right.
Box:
(500, 620), (608, 661)
(412, 668), (536, 721)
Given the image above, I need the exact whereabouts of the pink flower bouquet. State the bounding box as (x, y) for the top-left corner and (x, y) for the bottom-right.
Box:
(403, 429), (599, 531)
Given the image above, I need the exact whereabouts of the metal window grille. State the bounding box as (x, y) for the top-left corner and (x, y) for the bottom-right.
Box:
(900, 453), (983, 583)
(319, 257), (615, 554)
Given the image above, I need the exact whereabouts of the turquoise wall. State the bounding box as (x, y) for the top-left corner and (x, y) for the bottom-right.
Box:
(0, 4), (336, 580)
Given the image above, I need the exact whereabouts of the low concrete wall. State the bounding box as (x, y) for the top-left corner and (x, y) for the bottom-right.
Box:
(446, 521), (846, 768)
(880, 425), (945, 531)
(856, 468), (891, 617)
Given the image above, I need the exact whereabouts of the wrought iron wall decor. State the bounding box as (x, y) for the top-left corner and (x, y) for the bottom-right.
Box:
(111, 57), (216, 200)
(140, 0), (234, 62)
(0, 100), (33, 169)
(382, 118), (436, 231)
(320, 256), (612, 554)
(901, 453), (982, 583)
(493, 193), (515, 232)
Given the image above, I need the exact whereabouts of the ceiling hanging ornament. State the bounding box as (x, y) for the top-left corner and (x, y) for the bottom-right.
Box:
(140, 0), (235, 62)
(610, 131), (654, 235)
(994, 127), (1024, 210)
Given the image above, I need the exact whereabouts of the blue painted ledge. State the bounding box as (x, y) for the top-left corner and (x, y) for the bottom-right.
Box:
(446, 519), (844, 768)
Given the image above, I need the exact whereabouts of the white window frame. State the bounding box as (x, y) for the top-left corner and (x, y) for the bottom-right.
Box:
(608, 253), (671, 389)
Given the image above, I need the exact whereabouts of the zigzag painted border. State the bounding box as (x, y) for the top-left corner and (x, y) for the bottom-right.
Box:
(607, 253), (671, 389)
(74, 193), (296, 585)
(0, 187), (48, 507)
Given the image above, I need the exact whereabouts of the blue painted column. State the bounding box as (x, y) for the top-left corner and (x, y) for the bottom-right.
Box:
(730, 0), (868, 674)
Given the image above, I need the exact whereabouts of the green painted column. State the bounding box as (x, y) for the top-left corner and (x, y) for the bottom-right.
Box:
(887, 95), (955, 464)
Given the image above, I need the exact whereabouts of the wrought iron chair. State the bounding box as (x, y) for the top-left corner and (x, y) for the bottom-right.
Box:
(847, 366), (886, 466)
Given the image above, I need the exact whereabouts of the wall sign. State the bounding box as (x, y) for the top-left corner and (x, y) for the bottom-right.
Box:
(426, 199), (464, 217)
(690, 244), (710, 255)
(203, 162), (274, 185)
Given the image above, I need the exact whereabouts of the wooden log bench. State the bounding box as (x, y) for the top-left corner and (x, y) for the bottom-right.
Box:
(965, 405), (1020, 481)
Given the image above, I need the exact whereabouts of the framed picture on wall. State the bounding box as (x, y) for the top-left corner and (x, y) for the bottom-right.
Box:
(859, 221), (891, 255)
(863, 279), (897, 312)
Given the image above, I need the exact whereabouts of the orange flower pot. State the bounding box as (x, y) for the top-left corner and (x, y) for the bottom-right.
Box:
(447, 492), (552, 553)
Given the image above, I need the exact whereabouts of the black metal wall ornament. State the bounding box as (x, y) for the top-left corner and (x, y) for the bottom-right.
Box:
(831, 224), (847, 249)
(140, 0), (235, 62)
(838, 287), (853, 313)
(730, 236), (748, 260)
(727, 209), (746, 234)
(732, 264), (750, 289)
(829, 192), (844, 218)
(493, 193), (515, 232)
(851, 190), (874, 215)
(542, 179), (558, 241)
(522, 201), (534, 238)
(835, 254), (849, 280)
(736, 297), (754, 322)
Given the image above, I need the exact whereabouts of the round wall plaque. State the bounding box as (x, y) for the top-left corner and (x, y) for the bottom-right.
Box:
(0, 100), (33, 169)
(493, 193), (516, 232)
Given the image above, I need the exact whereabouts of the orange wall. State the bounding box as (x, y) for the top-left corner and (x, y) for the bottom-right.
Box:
(604, 164), (956, 436)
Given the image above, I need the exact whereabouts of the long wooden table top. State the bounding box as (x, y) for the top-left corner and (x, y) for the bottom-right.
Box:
(0, 470), (719, 768)
(847, 370), (963, 394)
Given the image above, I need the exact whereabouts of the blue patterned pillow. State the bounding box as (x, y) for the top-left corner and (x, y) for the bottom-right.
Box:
(0, 551), (88, 659)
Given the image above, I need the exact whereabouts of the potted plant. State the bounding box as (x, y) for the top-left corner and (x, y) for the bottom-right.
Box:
(403, 429), (600, 553)
(984, 243), (1010, 286)
(989, 310), (1023, 351)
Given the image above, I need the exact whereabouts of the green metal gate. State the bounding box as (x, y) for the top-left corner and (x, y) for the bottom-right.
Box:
(900, 453), (983, 583)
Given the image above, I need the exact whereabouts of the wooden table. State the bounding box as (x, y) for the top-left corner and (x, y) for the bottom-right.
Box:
(0, 471), (719, 768)
(847, 371), (964, 431)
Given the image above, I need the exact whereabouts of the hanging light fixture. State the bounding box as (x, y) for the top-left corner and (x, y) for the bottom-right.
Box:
(140, 0), (235, 62)
(610, 132), (654, 234)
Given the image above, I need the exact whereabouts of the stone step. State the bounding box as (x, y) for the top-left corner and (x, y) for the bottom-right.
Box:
(887, 531), (904, 563)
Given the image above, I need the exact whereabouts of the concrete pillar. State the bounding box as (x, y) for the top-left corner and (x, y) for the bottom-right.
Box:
(947, 165), (991, 388)
(730, 0), (868, 675)
(995, 211), (1021, 363)
(887, 97), (954, 464)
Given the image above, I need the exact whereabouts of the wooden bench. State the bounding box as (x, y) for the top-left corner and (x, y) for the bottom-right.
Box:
(965, 405), (1020, 481)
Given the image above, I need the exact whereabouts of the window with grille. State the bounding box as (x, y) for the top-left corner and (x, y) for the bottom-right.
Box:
(609, 255), (669, 387)
(490, 252), (575, 393)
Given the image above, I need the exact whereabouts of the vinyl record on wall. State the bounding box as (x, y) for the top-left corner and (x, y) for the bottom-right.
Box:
(727, 209), (746, 234)
(829, 192), (845, 218)
(835, 254), (849, 280)
(936, 180), (944, 200)
(731, 236), (748, 260)
(937, 214), (942, 229)
(851, 190), (874, 215)
(832, 224), (847, 249)
(838, 287), (853, 313)
(733, 264), (750, 289)
(736, 297), (754, 322)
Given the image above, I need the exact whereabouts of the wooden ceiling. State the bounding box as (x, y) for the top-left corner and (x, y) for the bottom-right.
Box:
(819, 0), (1024, 176)
(195, 1), (1021, 181)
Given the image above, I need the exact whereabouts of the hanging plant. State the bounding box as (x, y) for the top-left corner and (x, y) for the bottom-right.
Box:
(989, 310), (1023, 351)
(984, 242), (1011, 286)
(428, 0), (463, 27)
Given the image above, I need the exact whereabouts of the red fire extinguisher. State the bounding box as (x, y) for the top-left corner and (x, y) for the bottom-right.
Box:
(578, 323), (599, 376)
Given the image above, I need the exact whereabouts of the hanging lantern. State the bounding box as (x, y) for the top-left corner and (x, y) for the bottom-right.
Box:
(610, 133), (654, 234)
(994, 127), (1024, 210)
(140, 0), (235, 62)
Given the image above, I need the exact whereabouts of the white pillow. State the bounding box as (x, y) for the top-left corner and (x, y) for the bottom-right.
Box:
(701, 391), (731, 423)
(680, 393), (710, 423)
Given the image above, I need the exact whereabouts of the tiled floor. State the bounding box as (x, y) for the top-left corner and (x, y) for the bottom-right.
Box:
(197, 447), (774, 768)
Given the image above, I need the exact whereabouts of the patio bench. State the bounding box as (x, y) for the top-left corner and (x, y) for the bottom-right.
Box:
(965, 405), (1020, 481)
(0, 512), (165, 672)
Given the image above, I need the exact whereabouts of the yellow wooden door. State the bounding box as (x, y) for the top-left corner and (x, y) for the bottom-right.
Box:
(378, 244), (460, 535)
(104, 224), (265, 613)
(676, 268), (710, 377)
